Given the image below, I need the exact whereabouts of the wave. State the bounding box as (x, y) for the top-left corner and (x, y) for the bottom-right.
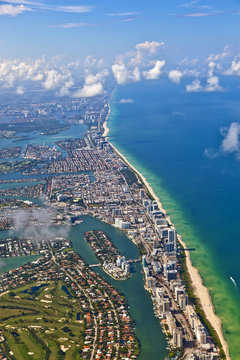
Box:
(230, 276), (237, 288)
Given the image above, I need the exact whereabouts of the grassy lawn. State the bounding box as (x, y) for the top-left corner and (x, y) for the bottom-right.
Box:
(0, 281), (85, 359)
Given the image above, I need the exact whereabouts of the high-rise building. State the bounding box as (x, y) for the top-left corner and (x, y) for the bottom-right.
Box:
(166, 270), (178, 282)
(178, 294), (187, 309)
(173, 328), (183, 348)
(162, 227), (177, 254)
(196, 326), (207, 346)
(164, 261), (176, 276)
(146, 276), (156, 289)
(116, 256), (122, 267)
(159, 298), (171, 314)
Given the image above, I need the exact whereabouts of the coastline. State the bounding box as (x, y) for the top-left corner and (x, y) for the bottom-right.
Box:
(103, 118), (230, 359)
(102, 110), (110, 137)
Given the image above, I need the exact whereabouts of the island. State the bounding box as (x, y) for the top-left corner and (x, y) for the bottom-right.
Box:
(0, 146), (21, 159)
(84, 230), (131, 280)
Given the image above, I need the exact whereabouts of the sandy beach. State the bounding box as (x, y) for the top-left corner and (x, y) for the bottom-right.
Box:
(102, 120), (109, 137)
(102, 116), (112, 139)
(102, 103), (111, 137)
(103, 123), (230, 359)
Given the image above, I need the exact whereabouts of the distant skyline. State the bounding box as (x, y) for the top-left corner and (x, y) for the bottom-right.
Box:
(0, 0), (240, 96)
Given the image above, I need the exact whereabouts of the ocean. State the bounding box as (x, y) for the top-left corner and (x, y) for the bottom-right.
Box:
(108, 78), (240, 359)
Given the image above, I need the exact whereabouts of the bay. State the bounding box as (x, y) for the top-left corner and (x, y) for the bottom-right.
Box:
(0, 216), (168, 360)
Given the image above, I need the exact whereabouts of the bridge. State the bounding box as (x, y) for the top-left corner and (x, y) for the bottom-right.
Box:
(127, 259), (141, 264)
(89, 264), (101, 268)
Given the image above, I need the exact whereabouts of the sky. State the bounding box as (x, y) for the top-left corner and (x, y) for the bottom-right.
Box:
(0, 0), (240, 96)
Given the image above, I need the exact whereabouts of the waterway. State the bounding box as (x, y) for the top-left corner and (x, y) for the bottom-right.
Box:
(0, 124), (87, 152)
(0, 255), (40, 273)
(0, 215), (168, 360)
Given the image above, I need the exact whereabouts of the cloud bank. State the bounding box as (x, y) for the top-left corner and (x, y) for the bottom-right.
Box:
(1, 42), (240, 96)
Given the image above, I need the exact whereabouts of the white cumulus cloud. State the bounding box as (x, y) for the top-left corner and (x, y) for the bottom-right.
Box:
(186, 79), (203, 92)
(204, 122), (240, 160)
(168, 70), (183, 84)
(142, 60), (165, 80)
(135, 40), (164, 55)
(129, 41), (165, 67)
(0, 56), (77, 95)
(221, 122), (240, 154)
(205, 76), (222, 92)
(112, 41), (166, 85)
(73, 69), (108, 97)
(112, 63), (141, 85)
(42, 68), (74, 95)
(186, 76), (223, 93)
(85, 69), (109, 85)
(225, 59), (240, 76)
(74, 82), (104, 98)
(115, 41), (165, 68)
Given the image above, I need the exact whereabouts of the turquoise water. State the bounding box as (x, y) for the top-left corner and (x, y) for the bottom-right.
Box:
(108, 79), (240, 359)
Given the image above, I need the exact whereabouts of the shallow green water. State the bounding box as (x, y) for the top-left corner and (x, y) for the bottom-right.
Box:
(107, 81), (240, 359)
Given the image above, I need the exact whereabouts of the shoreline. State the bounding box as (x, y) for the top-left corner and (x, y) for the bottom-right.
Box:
(103, 112), (230, 359)
(102, 109), (110, 137)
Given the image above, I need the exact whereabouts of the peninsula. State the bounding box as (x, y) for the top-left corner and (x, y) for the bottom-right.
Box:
(0, 92), (230, 360)
(103, 111), (230, 360)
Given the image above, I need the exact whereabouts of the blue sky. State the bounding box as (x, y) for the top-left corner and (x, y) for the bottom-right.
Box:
(0, 0), (240, 96)
(0, 0), (240, 60)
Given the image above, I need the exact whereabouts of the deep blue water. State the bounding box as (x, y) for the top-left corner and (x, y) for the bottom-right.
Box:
(108, 78), (240, 359)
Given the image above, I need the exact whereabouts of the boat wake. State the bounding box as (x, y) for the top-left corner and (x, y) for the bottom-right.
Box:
(230, 276), (237, 288)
